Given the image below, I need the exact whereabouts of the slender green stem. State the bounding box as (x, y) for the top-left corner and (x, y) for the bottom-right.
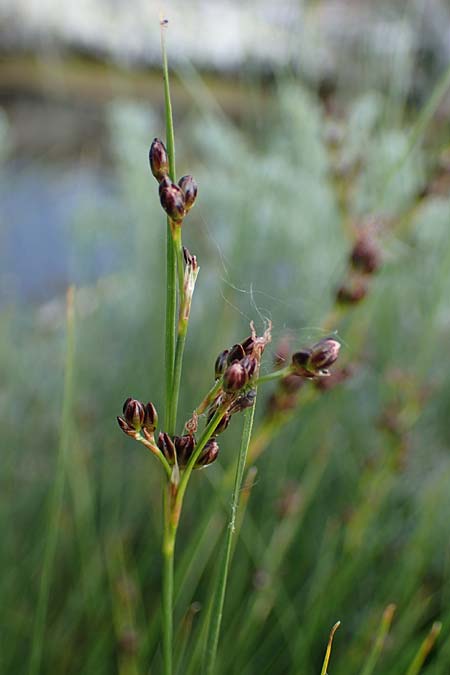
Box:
(176, 406), (228, 516)
(162, 485), (177, 675)
(405, 622), (442, 675)
(171, 330), (187, 431)
(194, 379), (223, 417)
(360, 604), (396, 675)
(320, 622), (341, 675)
(161, 21), (177, 435)
(29, 287), (75, 675)
(203, 398), (258, 675)
(255, 365), (291, 385)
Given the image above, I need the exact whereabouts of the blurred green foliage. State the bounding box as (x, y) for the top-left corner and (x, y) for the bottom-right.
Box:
(1, 59), (450, 675)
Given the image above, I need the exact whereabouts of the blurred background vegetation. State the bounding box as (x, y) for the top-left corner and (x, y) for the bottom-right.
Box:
(1, 1), (450, 673)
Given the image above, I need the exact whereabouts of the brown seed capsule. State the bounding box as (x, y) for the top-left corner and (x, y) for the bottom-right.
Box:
(178, 175), (198, 212)
(196, 438), (219, 467)
(157, 432), (177, 464)
(117, 416), (136, 437)
(149, 138), (169, 182)
(159, 182), (186, 223)
(174, 434), (196, 466)
(336, 280), (368, 305)
(223, 362), (247, 392)
(309, 338), (341, 370)
(241, 355), (257, 379)
(227, 343), (246, 364)
(207, 409), (231, 434)
(241, 335), (256, 355)
(122, 398), (145, 430)
(291, 350), (312, 376)
(350, 236), (380, 275)
(231, 388), (257, 413)
(215, 349), (229, 378)
(143, 402), (158, 433)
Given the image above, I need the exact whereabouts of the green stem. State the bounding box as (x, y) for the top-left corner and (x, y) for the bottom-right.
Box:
(171, 328), (187, 432)
(195, 379), (223, 417)
(161, 22), (177, 435)
(360, 604), (396, 675)
(255, 365), (291, 385)
(29, 287), (75, 675)
(162, 485), (177, 675)
(203, 398), (258, 675)
(175, 407), (228, 517)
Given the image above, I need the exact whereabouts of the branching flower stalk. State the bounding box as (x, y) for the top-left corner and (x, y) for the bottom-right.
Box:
(117, 19), (343, 675)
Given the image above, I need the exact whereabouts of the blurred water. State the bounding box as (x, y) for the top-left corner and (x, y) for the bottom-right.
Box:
(0, 160), (126, 306)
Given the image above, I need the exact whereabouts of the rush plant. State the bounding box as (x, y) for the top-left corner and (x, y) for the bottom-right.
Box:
(115, 20), (345, 675)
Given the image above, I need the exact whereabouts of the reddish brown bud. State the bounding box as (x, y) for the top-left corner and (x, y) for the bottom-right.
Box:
(207, 410), (231, 434)
(149, 138), (169, 182)
(117, 416), (136, 437)
(157, 432), (176, 464)
(143, 402), (158, 433)
(336, 280), (368, 305)
(350, 236), (381, 274)
(241, 335), (256, 355)
(178, 175), (198, 212)
(215, 349), (229, 378)
(159, 181), (186, 223)
(174, 434), (196, 466)
(122, 398), (145, 430)
(241, 355), (257, 379)
(227, 343), (246, 364)
(231, 388), (257, 413)
(309, 338), (341, 370)
(223, 362), (248, 392)
(196, 438), (219, 467)
(291, 350), (312, 376)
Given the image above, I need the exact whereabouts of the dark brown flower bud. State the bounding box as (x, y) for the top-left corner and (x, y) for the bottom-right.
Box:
(241, 335), (256, 355)
(174, 434), (196, 466)
(117, 416), (136, 437)
(158, 176), (172, 196)
(350, 236), (381, 275)
(178, 175), (198, 212)
(223, 362), (248, 392)
(227, 343), (246, 364)
(143, 402), (158, 433)
(159, 182), (186, 223)
(241, 355), (257, 379)
(231, 388), (257, 413)
(207, 409), (231, 434)
(215, 349), (229, 378)
(291, 350), (312, 376)
(149, 138), (169, 182)
(336, 280), (368, 305)
(157, 432), (176, 464)
(122, 398), (145, 431)
(196, 438), (219, 467)
(309, 338), (341, 370)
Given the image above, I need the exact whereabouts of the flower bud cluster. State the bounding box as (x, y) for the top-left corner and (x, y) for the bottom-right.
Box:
(336, 224), (381, 306)
(204, 324), (272, 435)
(117, 398), (158, 440)
(157, 432), (219, 468)
(265, 337), (343, 418)
(149, 138), (198, 225)
(117, 398), (218, 469)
